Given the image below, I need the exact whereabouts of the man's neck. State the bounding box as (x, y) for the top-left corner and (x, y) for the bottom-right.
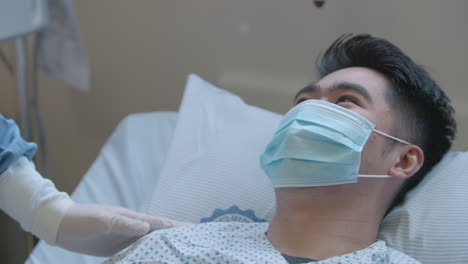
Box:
(266, 187), (384, 260)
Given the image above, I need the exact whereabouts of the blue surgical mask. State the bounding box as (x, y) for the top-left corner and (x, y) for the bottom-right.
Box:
(260, 99), (410, 188)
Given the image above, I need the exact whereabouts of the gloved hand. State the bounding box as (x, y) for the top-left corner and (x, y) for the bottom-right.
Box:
(0, 157), (191, 257)
(56, 203), (190, 256)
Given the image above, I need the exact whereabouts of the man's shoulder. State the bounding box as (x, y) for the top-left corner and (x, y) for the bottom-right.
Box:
(149, 221), (268, 241)
(386, 245), (421, 264)
(105, 221), (278, 263)
(318, 241), (421, 264)
(148, 222), (270, 257)
(159, 221), (268, 236)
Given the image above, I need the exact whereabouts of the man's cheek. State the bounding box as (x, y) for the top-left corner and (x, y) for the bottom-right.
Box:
(359, 135), (380, 174)
(367, 133), (378, 145)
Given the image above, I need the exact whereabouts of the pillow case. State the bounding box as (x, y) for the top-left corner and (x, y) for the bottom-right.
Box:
(147, 74), (468, 264)
(378, 151), (468, 263)
(146, 74), (280, 223)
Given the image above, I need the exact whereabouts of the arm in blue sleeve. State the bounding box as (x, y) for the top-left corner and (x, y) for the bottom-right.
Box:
(0, 114), (37, 174)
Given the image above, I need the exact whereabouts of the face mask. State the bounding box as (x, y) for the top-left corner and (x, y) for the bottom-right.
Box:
(260, 99), (411, 188)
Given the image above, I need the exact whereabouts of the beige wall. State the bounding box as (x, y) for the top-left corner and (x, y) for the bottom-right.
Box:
(1, 0), (467, 262)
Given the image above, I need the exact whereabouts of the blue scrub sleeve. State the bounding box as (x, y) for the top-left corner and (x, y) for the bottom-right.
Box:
(0, 114), (37, 174)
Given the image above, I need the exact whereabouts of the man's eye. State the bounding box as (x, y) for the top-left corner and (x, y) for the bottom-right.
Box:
(295, 98), (307, 105)
(336, 96), (357, 105)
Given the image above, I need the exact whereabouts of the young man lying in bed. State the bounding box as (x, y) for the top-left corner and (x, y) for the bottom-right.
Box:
(105, 34), (456, 264)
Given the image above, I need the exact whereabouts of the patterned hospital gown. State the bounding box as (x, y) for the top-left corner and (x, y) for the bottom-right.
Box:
(104, 222), (421, 264)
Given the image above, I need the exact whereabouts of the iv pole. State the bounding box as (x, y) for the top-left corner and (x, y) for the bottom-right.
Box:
(14, 37), (30, 140)
(0, 0), (49, 138)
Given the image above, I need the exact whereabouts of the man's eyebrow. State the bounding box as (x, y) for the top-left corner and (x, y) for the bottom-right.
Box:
(294, 81), (373, 104)
(331, 81), (373, 104)
(294, 83), (320, 100)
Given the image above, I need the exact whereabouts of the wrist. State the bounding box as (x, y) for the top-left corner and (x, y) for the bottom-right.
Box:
(0, 157), (74, 244)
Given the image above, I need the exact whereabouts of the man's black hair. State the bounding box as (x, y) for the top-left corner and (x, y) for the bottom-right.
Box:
(315, 34), (457, 209)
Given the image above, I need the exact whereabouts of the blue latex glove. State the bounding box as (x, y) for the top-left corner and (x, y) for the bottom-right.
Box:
(0, 114), (37, 174)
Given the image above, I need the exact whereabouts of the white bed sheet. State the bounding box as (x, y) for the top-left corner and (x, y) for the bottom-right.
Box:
(26, 111), (178, 264)
(25, 74), (468, 263)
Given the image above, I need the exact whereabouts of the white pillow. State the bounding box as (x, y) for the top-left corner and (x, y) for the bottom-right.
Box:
(146, 74), (280, 223)
(378, 151), (468, 263)
(147, 74), (468, 264)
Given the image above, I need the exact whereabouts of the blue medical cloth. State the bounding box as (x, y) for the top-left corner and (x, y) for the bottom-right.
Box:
(105, 222), (421, 264)
(0, 114), (37, 174)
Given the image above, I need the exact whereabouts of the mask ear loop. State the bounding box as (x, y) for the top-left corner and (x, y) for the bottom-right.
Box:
(358, 175), (391, 178)
(358, 130), (412, 179)
(373, 129), (411, 145)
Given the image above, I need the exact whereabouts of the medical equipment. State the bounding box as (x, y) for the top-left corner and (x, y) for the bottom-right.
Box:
(36, 0), (91, 91)
(0, 0), (49, 43)
(0, 0), (50, 183)
(0, 0), (48, 140)
(313, 0), (326, 8)
(27, 74), (468, 264)
(0, 0), (90, 181)
(260, 99), (406, 188)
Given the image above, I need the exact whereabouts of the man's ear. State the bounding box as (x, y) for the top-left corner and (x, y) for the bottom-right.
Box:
(388, 145), (424, 179)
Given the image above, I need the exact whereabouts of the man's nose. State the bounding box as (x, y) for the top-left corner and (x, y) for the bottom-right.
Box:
(319, 96), (331, 103)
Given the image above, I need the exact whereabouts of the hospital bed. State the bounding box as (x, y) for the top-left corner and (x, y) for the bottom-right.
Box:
(27, 75), (468, 264)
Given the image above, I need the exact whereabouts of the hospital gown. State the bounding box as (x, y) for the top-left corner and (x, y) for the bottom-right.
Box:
(104, 222), (421, 264)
